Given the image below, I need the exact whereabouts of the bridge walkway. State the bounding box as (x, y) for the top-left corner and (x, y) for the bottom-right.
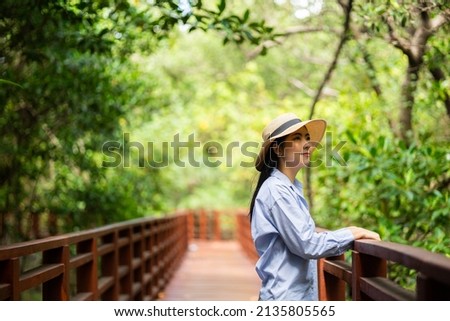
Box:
(160, 240), (260, 301)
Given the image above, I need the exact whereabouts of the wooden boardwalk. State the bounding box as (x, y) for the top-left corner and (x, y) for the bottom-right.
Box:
(159, 240), (260, 301)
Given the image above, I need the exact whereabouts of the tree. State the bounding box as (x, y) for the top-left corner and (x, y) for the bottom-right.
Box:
(0, 0), (274, 243)
(0, 0), (145, 241)
(239, 0), (449, 207)
(354, 0), (450, 142)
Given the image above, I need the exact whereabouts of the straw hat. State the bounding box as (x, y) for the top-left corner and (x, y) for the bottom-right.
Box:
(255, 113), (327, 171)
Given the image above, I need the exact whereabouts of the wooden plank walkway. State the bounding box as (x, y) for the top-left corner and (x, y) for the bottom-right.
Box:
(159, 240), (260, 301)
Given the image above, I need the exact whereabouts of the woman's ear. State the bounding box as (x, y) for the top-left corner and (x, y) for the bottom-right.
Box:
(272, 143), (284, 158)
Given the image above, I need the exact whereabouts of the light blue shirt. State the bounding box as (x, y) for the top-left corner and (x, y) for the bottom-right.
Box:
(251, 169), (354, 300)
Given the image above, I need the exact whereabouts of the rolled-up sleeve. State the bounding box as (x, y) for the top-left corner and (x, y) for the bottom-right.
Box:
(270, 187), (354, 259)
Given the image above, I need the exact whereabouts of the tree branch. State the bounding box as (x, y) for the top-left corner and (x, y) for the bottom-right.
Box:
(289, 78), (338, 98)
(384, 15), (413, 58)
(308, 0), (353, 119)
(246, 26), (325, 60)
(304, 0), (353, 211)
(410, 6), (450, 64)
(283, 25), (325, 36)
(351, 25), (383, 97)
(429, 8), (450, 32)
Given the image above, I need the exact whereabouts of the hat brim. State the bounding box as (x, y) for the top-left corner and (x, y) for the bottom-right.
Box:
(255, 119), (326, 171)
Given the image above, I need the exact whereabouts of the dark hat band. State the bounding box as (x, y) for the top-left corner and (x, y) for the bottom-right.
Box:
(268, 118), (302, 139)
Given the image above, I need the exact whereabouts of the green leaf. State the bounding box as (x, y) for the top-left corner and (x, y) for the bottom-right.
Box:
(243, 9), (250, 23)
(218, 0), (226, 14)
(346, 130), (357, 144)
(244, 30), (256, 44)
(0, 79), (23, 88)
(261, 46), (267, 55)
(404, 168), (414, 185)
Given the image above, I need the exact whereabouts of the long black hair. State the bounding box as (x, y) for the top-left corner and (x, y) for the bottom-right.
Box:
(249, 136), (285, 221)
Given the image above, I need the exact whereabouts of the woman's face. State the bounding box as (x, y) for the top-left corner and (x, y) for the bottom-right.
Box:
(277, 126), (311, 169)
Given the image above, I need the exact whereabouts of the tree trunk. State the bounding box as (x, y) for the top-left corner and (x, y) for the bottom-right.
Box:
(305, 167), (313, 212)
(0, 212), (5, 243)
(399, 60), (421, 143)
(31, 212), (41, 239)
(384, 4), (450, 142)
(48, 212), (58, 236)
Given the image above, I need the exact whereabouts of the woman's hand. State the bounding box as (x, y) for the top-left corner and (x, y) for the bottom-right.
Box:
(348, 226), (381, 241)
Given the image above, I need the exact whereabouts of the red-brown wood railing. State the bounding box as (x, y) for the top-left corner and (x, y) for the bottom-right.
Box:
(236, 209), (259, 264)
(316, 239), (450, 300)
(235, 212), (450, 300)
(0, 214), (188, 300)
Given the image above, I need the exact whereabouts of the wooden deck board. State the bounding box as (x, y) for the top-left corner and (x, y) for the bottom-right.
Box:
(159, 240), (260, 301)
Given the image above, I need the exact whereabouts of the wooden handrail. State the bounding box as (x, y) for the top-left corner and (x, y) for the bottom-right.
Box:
(317, 239), (450, 300)
(0, 214), (189, 300)
(354, 240), (450, 285)
(234, 212), (450, 301)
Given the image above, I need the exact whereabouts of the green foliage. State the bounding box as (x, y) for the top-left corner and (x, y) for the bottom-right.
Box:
(0, 0), (172, 242)
(147, 0), (275, 45)
(315, 130), (450, 255)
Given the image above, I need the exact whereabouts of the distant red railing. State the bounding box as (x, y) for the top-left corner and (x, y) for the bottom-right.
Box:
(235, 209), (259, 264)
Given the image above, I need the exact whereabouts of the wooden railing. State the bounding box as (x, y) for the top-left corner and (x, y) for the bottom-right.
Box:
(236, 209), (259, 264)
(318, 240), (450, 300)
(235, 212), (450, 301)
(0, 214), (188, 300)
(188, 209), (235, 240)
(0, 209), (239, 301)
(2, 209), (450, 301)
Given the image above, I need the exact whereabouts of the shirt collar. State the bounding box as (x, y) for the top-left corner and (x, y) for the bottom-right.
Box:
(271, 168), (304, 196)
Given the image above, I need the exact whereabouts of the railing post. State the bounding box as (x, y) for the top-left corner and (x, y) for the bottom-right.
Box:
(101, 231), (119, 300)
(42, 245), (69, 300)
(317, 258), (326, 301)
(159, 219), (168, 287)
(0, 258), (20, 300)
(119, 228), (133, 300)
(149, 220), (157, 300)
(352, 250), (387, 300)
(187, 210), (194, 241)
(156, 219), (173, 297)
(199, 209), (208, 240)
(213, 210), (221, 240)
(184, 213), (190, 248)
(317, 255), (346, 301)
(235, 210), (258, 264)
(76, 238), (98, 300)
(134, 224), (144, 300)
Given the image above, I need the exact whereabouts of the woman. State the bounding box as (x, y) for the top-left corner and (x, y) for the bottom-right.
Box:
(250, 113), (380, 301)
